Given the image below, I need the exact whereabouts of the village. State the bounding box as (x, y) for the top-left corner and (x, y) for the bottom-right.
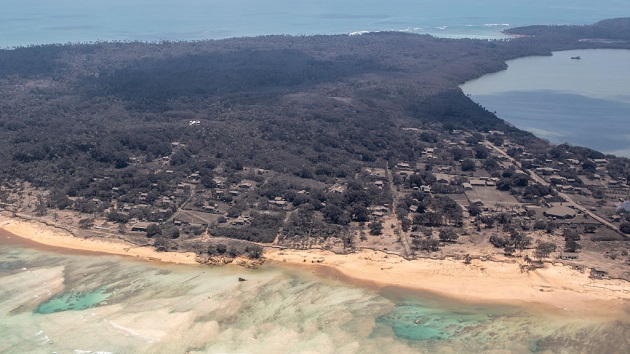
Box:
(1, 124), (630, 279)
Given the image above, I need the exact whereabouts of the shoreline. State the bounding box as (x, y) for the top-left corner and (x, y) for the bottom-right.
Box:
(264, 248), (630, 317)
(1, 215), (629, 316)
(0, 216), (198, 265)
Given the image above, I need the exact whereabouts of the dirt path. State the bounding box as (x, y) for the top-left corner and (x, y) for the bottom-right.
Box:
(386, 161), (412, 258)
(484, 141), (621, 234)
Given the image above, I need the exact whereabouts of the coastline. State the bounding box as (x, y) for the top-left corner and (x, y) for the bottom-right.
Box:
(0, 216), (198, 265)
(1, 215), (629, 316)
(265, 248), (630, 317)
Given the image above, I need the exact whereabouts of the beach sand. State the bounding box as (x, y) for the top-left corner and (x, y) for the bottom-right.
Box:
(0, 216), (198, 265)
(2, 215), (629, 316)
(265, 248), (630, 317)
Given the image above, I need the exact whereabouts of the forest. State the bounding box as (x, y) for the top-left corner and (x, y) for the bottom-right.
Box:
(1, 18), (630, 262)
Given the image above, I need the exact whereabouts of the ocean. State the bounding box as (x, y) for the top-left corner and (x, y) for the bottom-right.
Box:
(461, 49), (630, 157)
(1, 0), (630, 48)
(1, 237), (629, 354)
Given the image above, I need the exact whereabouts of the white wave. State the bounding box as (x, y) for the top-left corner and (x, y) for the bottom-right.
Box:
(348, 30), (371, 36)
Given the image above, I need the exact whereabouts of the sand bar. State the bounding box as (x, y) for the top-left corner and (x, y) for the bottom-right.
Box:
(265, 248), (630, 317)
(0, 216), (198, 265)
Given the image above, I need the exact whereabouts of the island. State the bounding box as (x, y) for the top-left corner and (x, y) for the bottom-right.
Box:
(1, 18), (630, 311)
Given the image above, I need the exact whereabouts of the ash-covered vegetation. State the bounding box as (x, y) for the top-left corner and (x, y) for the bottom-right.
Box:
(1, 19), (630, 269)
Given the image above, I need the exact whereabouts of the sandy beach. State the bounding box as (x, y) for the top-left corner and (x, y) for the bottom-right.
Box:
(2, 215), (629, 316)
(0, 216), (198, 265)
(265, 248), (630, 317)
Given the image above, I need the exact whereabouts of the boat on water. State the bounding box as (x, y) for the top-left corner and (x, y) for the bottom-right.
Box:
(571, 55), (582, 60)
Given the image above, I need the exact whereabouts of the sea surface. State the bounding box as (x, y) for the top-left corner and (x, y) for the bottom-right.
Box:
(1, 236), (630, 353)
(461, 49), (630, 157)
(1, 0), (630, 47)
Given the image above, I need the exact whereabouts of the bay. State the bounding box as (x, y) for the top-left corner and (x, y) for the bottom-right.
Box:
(461, 49), (630, 157)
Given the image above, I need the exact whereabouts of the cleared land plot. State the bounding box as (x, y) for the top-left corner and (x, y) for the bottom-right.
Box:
(528, 207), (600, 226)
(444, 193), (470, 208)
(172, 210), (220, 225)
(464, 186), (519, 206)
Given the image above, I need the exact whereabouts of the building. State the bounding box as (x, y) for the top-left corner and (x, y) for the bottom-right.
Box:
(544, 205), (576, 219)
(130, 222), (150, 232)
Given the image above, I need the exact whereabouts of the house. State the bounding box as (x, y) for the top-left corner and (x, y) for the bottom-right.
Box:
(130, 222), (150, 233)
(203, 205), (217, 213)
(590, 268), (608, 279)
(559, 254), (578, 260)
(396, 162), (412, 170)
(471, 199), (483, 206)
(269, 197), (287, 207)
(469, 179), (486, 187)
(232, 217), (247, 226)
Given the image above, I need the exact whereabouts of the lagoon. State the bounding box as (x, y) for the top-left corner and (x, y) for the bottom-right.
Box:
(461, 49), (630, 157)
(1, 235), (629, 353)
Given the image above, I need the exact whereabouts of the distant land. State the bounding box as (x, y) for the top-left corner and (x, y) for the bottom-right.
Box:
(1, 18), (630, 283)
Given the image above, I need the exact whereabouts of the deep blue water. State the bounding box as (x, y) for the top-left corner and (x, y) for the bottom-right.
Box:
(1, 0), (630, 47)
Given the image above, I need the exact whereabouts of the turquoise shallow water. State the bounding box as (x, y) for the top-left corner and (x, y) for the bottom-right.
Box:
(35, 288), (111, 314)
(1, 237), (629, 353)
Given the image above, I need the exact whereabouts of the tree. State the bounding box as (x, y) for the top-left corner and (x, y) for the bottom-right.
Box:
(47, 189), (71, 210)
(461, 159), (476, 171)
(351, 205), (370, 222)
(534, 241), (557, 260)
(412, 236), (441, 252)
(564, 238), (581, 253)
(438, 228), (459, 243)
(215, 243), (227, 254)
(582, 160), (597, 173)
(146, 223), (161, 238)
(322, 204), (346, 225)
(620, 223), (630, 234)
(368, 221), (383, 236)
(468, 204), (482, 217)
(78, 218), (94, 229)
(34, 195), (47, 216)
(474, 145), (489, 159)
(401, 218), (412, 232)
(245, 244), (263, 259)
(511, 230), (532, 252)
